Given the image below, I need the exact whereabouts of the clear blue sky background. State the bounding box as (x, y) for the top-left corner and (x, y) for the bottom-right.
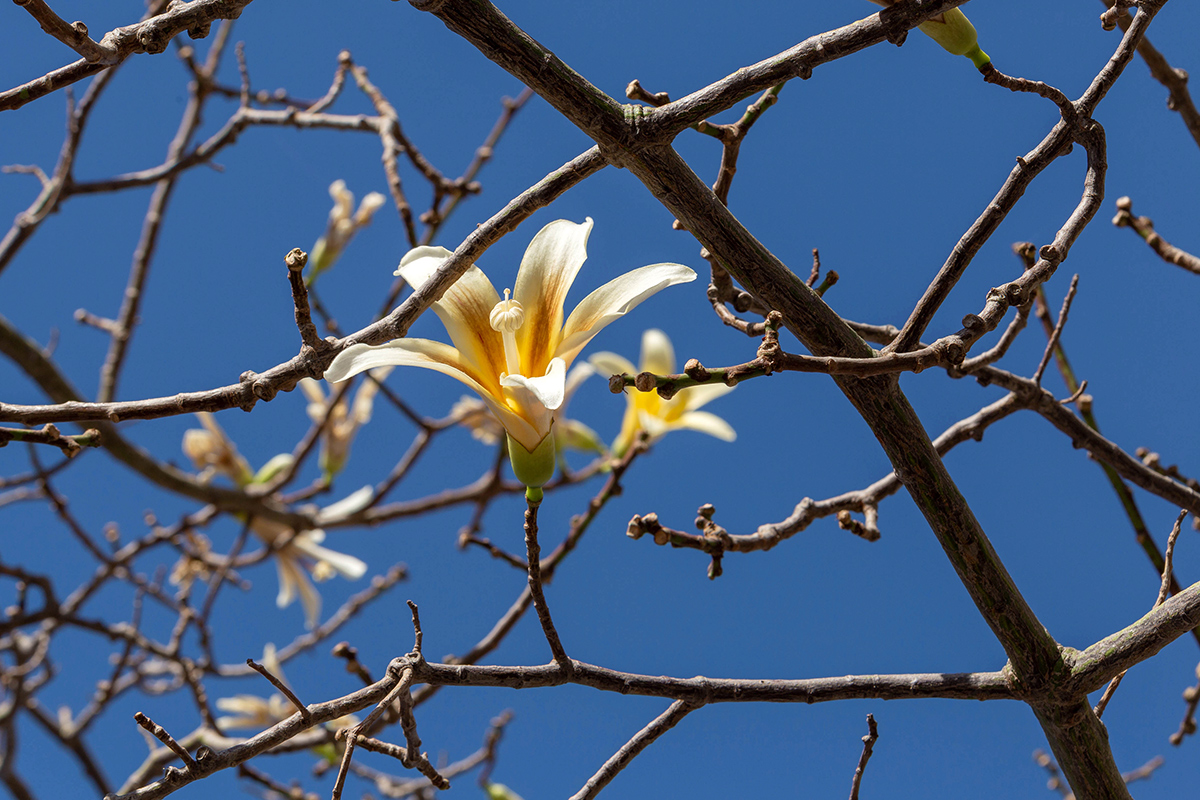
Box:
(3, 1), (1200, 798)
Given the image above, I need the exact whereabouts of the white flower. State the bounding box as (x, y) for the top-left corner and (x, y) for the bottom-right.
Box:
(253, 519), (367, 630)
(325, 218), (695, 490)
(298, 366), (392, 478)
(590, 329), (735, 456)
(217, 644), (359, 734)
(181, 413), (367, 628)
(308, 179), (387, 283)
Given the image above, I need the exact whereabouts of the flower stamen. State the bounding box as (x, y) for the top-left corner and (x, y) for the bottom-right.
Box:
(489, 288), (524, 376)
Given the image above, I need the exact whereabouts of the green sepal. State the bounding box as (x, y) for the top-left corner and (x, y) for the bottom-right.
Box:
(507, 430), (556, 489)
(251, 453), (295, 486)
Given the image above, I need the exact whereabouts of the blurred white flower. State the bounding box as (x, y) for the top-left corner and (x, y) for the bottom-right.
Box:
(217, 644), (358, 735)
(308, 179), (387, 284)
(298, 366), (392, 479)
(180, 413), (366, 628)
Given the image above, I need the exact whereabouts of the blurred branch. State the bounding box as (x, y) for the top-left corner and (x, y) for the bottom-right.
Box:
(1111, 196), (1200, 275)
(1102, 0), (1200, 149)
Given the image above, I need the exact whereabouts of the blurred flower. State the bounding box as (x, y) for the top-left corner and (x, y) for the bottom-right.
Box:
(485, 783), (526, 800)
(325, 218), (694, 495)
(298, 366), (392, 479)
(867, 1), (990, 68)
(590, 329), (736, 457)
(253, 519), (367, 629)
(450, 395), (506, 445)
(217, 644), (358, 735)
(181, 413), (366, 628)
(182, 413), (253, 486)
(307, 179), (387, 284)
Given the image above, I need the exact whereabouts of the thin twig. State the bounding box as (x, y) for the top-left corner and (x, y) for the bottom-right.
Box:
(848, 714), (879, 800)
(568, 700), (698, 800)
(523, 496), (572, 674)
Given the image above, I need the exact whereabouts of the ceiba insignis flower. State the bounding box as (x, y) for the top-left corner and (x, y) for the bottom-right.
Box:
(298, 366), (392, 479)
(324, 218), (696, 493)
(181, 413), (367, 628)
(590, 329), (735, 457)
(308, 180), (386, 285)
(868, 1), (991, 69)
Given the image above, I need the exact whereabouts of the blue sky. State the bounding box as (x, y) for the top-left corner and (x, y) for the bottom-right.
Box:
(3, 1), (1200, 798)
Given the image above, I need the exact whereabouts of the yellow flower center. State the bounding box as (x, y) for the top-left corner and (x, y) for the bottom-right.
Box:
(489, 289), (524, 376)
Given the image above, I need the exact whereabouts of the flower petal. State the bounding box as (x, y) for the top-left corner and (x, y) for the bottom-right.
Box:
(327, 339), (493, 393)
(680, 382), (735, 412)
(397, 248), (508, 384)
(673, 410), (737, 442)
(638, 328), (676, 375)
(501, 357), (566, 411)
(587, 351), (637, 378)
(291, 536), (368, 580)
(316, 486), (375, 523)
(329, 339), (544, 450)
(513, 218), (592, 376)
(558, 263), (696, 365)
(500, 357), (566, 450)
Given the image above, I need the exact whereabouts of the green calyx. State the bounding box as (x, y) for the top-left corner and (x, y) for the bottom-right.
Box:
(918, 8), (991, 68)
(507, 430), (557, 491)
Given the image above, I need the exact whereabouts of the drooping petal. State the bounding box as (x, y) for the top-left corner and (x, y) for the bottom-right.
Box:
(396, 249), (508, 385)
(328, 339), (543, 450)
(499, 357), (566, 451)
(327, 339), (493, 393)
(587, 351), (637, 379)
(638, 328), (676, 376)
(557, 263), (696, 366)
(290, 534), (368, 580)
(501, 357), (566, 412)
(513, 218), (592, 376)
(672, 410), (737, 442)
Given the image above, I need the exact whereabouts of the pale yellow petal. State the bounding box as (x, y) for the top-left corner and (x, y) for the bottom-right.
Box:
(558, 263), (696, 366)
(638, 328), (676, 375)
(290, 534), (368, 580)
(587, 351), (636, 379)
(329, 339), (543, 450)
(513, 218), (592, 376)
(397, 249), (508, 383)
(681, 382), (735, 412)
(327, 339), (497, 396)
(673, 410), (737, 442)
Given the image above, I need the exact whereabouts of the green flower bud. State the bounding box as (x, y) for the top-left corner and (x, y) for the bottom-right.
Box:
(485, 783), (526, 800)
(869, 2), (991, 69)
(918, 8), (990, 68)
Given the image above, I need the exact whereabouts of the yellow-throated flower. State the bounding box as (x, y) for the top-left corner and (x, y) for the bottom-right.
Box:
(324, 218), (695, 495)
(867, 1), (990, 69)
(590, 329), (736, 457)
